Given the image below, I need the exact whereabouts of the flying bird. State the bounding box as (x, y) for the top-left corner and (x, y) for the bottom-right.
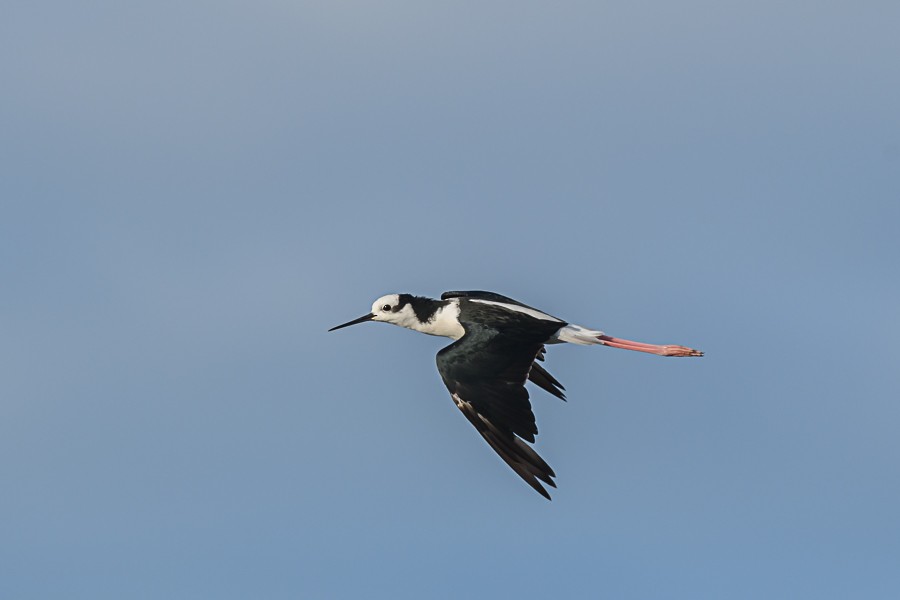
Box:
(329, 290), (703, 499)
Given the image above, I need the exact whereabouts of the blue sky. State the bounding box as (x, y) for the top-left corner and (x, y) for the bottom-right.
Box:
(2, 1), (899, 598)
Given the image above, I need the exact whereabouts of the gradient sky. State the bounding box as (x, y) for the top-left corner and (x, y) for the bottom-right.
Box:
(2, 1), (899, 598)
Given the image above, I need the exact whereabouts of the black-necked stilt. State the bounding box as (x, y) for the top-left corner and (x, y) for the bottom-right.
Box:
(329, 290), (703, 499)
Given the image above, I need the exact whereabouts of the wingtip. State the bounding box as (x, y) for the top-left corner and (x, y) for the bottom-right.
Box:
(531, 479), (554, 500)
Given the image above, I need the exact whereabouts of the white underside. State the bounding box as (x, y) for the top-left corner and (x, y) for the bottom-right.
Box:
(549, 323), (606, 345)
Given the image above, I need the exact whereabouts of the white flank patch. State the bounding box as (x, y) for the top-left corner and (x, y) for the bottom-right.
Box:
(469, 299), (563, 323)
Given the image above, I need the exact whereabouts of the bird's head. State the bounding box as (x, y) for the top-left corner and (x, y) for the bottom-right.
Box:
(328, 293), (420, 331)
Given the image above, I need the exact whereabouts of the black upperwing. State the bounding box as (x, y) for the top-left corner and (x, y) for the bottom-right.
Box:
(441, 290), (546, 312)
(435, 318), (564, 499)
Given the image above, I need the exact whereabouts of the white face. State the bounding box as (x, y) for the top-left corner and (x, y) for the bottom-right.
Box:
(369, 293), (418, 328)
(370, 293), (401, 319)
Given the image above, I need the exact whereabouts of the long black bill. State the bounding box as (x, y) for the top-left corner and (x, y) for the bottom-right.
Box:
(328, 313), (375, 332)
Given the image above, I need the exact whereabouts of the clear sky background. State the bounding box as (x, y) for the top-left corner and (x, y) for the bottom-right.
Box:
(2, 1), (899, 598)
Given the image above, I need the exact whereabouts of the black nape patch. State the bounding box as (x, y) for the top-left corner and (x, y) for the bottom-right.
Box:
(398, 294), (449, 322)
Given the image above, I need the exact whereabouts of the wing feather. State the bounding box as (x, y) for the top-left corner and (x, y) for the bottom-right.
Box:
(529, 349), (566, 401)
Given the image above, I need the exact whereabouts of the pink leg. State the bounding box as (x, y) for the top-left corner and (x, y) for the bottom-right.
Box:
(596, 334), (704, 357)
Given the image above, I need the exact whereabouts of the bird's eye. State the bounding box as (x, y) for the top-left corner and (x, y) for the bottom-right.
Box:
(382, 304), (391, 311)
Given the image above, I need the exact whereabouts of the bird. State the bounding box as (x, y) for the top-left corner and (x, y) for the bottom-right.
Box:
(328, 290), (703, 499)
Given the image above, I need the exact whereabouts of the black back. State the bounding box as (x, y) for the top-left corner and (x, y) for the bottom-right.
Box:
(441, 290), (553, 314)
(444, 290), (566, 400)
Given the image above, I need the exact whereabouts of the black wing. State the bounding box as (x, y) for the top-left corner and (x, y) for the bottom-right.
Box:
(436, 322), (562, 499)
(530, 346), (566, 401)
(443, 290), (566, 401)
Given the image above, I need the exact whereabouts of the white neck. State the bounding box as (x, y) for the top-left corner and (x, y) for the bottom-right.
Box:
(409, 301), (465, 340)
